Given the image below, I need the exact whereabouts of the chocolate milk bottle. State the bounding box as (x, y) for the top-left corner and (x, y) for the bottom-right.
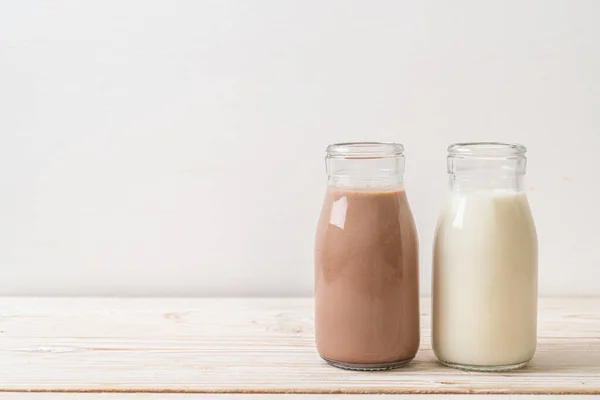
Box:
(314, 142), (420, 370)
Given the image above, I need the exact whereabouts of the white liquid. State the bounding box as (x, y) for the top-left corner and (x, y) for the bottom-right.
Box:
(432, 190), (538, 367)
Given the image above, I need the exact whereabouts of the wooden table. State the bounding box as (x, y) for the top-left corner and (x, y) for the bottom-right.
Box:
(1, 297), (599, 399)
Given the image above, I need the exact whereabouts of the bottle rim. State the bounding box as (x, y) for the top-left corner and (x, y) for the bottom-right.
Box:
(448, 142), (527, 158)
(326, 142), (404, 158)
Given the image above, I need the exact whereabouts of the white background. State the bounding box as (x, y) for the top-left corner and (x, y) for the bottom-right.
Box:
(1, 0), (599, 296)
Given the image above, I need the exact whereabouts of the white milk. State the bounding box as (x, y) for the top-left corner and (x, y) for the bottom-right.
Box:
(432, 190), (538, 368)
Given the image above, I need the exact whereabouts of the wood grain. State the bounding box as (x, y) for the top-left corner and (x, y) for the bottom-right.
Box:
(1, 298), (599, 394)
(1, 395), (600, 400)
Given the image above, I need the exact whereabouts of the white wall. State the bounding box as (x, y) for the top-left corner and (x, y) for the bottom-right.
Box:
(1, 0), (599, 296)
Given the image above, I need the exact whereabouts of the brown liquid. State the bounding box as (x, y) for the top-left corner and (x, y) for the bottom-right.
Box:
(314, 186), (420, 369)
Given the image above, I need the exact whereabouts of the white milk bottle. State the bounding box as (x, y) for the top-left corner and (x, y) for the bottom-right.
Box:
(432, 142), (538, 371)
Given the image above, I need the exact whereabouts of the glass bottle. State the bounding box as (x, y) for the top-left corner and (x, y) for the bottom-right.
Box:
(432, 142), (538, 371)
(314, 142), (420, 370)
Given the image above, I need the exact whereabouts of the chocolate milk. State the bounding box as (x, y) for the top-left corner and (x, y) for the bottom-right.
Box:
(315, 186), (420, 370)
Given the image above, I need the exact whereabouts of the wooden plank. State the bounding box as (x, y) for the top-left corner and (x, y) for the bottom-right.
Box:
(1, 395), (600, 400)
(1, 298), (599, 394)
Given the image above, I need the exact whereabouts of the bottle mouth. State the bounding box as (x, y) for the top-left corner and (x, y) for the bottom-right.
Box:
(326, 142), (404, 158)
(448, 142), (527, 158)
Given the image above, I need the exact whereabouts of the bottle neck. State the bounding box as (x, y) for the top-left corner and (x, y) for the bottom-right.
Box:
(326, 156), (405, 188)
(447, 150), (527, 193)
(449, 174), (524, 192)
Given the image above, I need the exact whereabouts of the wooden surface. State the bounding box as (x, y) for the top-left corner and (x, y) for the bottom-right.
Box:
(1, 396), (600, 400)
(2, 396), (600, 400)
(1, 297), (599, 396)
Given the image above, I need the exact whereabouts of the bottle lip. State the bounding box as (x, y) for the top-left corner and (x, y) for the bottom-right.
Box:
(326, 142), (404, 158)
(448, 142), (527, 158)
